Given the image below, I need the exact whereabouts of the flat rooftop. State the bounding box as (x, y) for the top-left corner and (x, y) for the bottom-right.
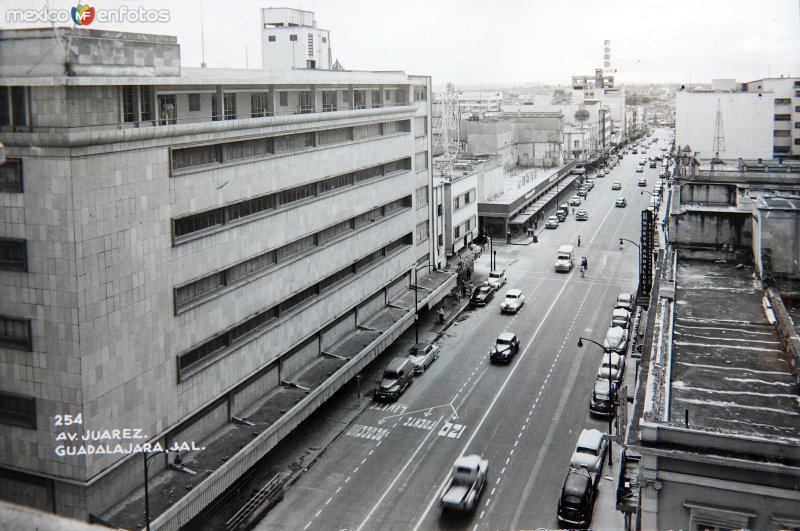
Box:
(669, 260), (800, 442)
(483, 166), (560, 205)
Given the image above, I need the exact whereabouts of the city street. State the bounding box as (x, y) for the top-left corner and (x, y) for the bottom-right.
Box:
(257, 140), (667, 530)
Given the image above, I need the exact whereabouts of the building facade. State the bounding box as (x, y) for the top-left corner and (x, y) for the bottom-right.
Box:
(260, 8), (332, 71)
(0, 26), (436, 521)
(742, 77), (800, 159)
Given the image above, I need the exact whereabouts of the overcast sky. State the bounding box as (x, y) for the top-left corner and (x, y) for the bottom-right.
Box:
(2, 0), (799, 86)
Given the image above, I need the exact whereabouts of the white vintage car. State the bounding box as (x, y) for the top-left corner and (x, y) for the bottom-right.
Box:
(500, 289), (525, 313)
(603, 326), (629, 353)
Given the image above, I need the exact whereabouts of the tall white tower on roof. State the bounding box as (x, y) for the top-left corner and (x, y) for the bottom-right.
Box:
(260, 8), (332, 71)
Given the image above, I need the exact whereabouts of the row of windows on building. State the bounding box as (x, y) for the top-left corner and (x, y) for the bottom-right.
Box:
(454, 216), (477, 239)
(265, 33), (328, 43)
(171, 119), (411, 172)
(175, 196), (412, 312)
(454, 188), (477, 211)
(177, 233), (413, 379)
(173, 157), (412, 241)
(122, 86), (423, 125)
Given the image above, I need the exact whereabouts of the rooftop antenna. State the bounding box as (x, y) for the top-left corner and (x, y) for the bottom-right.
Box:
(200, 0), (207, 67)
(710, 99), (725, 167)
(245, 43), (249, 69)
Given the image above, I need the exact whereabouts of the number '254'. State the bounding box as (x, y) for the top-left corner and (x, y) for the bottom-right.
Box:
(54, 414), (83, 426)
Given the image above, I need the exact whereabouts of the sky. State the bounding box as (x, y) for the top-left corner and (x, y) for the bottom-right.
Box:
(1, 0), (799, 86)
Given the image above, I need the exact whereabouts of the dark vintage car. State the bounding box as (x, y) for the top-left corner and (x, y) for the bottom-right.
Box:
(470, 285), (495, 307)
(557, 468), (598, 529)
(489, 332), (520, 363)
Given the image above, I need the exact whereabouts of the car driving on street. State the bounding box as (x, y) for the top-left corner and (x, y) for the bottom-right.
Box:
(611, 181), (621, 190)
(615, 197), (627, 208)
(546, 216), (560, 229)
(489, 332), (520, 363)
(568, 196), (581, 206)
(486, 270), (507, 289)
(575, 209), (588, 221)
(500, 289), (525, 313)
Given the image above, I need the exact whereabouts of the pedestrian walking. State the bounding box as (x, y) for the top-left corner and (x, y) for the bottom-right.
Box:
(577, 235), (581, 247)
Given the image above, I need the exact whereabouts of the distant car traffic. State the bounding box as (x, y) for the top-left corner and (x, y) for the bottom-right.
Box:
(500, 289), (525, 313)
(470, 285), (495, 307)
(611, 181), (621, 190)
(615, 197), (627, 208)
(638, 177), (647, 186)
(489, 332), (520, 363)
(568, 196), (582, 206)
(546, 216), (560, 229)
(635, 165), (644, 173)
(407, 342), (440, 374)
(575, 209), (589, 221)
(577, 188), (588, 197)
(596, 169), (606, 177)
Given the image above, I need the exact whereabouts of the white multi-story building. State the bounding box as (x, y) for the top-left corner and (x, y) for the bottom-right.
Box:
(456, 91), (503, 119)
(0, 25), (441, 524)
(676, 89), (774, 161)
(742, 77), (800, 159)
(260, 8), (332, 71)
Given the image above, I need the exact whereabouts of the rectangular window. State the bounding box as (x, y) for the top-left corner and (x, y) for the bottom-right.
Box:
(279, 285), (317, 313)
(775, 98), (791, 104)
(354, 90), (366, 110)
(227, 251), (276, 283)
(415, 151), (428, 170)
(416, 220), (430, 242)
(382, 120), (411, 135)
(299, 91), (313, 113)
(414, 85), (427, 101)
(0, 238), (27, 272)
(276, 234), (315, 261)
(178, 335), (227, 373)
(384, 197), (409, 214)
(384, 236), (406, 255)
(274, 132), (314, 152)
(279, 92), (288, 107)
(122, 86), (135, 123)
(251, 93), (269, 117)
(140, 86), (153, 122)
(0, 392), (36, 429)
(318, 219), (352, 243)
(322, 91), (337, 112)
(354, 165), (383, 183)
(9, 87), (27, 127)
(319, 173), (354, 194)
(174, 209), (225, 238)
(438, 234), (444, 246)
(774, 130), (791, 137)
(317, 127), (352, 145)
(223, 137), (274, 162)
(158, 94), (176, 125)
(289, 34), (298, 42)
(278, 183), (316, 206)
(0, 316), (32, 352)
(188, 94), (201, 112)
(268, 35), (276, 42)
(319, 265), (353, 292)
(228, 307), (277, 344)
(227, 194), (275, 221)
(415, 116), (427, 136)
(384, 157), (411, 174)
(385, 89), (392, 101)
(356, 249), (384, 270)
(416, 186), (429, 207)
(353, 206), (381, 227)
(0, 159), (23, 193)
(171, 144), (221, 170)
(371, 90), (382, 108)
(0, 87), (9, 125)
(774, 114), (791, 121)
(175, 272), (225, 308)
(224, 93), (237, 120)
(354, 122), (381, 140)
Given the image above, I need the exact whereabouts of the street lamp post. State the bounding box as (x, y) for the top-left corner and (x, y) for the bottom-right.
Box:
(577, 337), (614, 466)
(143, 450), (184, 531)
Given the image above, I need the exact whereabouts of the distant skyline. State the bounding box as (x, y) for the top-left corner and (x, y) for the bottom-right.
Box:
(1, 0), (799, 86)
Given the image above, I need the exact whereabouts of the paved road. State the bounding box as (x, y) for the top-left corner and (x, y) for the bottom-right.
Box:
(257, 133), (670, 531)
